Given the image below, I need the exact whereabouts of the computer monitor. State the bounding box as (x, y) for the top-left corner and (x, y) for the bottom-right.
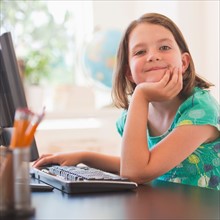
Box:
(0, 32), (39, 161)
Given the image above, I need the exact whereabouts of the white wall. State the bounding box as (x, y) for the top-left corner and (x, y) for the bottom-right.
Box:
(92, 1), (219, 101)
(176, 2), (219, 100)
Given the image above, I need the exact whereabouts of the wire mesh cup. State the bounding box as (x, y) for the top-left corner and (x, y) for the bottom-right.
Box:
(13, 146), (35, 217)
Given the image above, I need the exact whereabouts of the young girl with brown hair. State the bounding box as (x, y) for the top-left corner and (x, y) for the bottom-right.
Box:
(34, 13), (220, 190)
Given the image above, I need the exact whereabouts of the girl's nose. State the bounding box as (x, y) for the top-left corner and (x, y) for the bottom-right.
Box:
(146, 50), (160, 62)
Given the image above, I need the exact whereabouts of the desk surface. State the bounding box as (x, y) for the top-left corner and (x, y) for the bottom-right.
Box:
(26, 180), (220, 220)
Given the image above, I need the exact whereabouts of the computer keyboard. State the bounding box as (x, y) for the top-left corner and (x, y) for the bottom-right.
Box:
(49, 165), (129, 181)
(33, 165), (138, 193)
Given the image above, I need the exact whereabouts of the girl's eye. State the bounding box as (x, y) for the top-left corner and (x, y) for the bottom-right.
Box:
(160, 45), (171, 51)
(134, 50), (146, 56)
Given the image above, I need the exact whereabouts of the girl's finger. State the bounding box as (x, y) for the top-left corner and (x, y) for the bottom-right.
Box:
(33, 154), (55, 167)
(160, 69), (171, 87)
(170, 68), (183, 94)
(164, 67), (178, 90)
(32, 154), (52, 165)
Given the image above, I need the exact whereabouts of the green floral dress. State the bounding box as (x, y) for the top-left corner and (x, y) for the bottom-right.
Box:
(116, 87), (220, 190)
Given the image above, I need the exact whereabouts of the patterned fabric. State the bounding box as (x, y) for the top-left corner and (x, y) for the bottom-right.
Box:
(116, 87), (220, 190)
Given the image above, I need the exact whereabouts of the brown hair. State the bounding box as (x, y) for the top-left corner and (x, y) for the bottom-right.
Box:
(112, 13), (213, 109)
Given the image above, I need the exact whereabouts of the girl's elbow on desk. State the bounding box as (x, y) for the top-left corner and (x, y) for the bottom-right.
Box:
(120, 167), (155, 184)
(120, 155), (155, 184)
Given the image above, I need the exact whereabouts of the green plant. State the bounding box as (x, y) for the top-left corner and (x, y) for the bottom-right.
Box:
(24, 50), (51, 85)
(1, 0), (76, 85)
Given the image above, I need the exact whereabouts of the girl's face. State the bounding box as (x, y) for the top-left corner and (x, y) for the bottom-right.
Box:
(127, 23), (189, 84)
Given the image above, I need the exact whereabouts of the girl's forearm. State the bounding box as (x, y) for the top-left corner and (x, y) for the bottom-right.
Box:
(81, 151), (120, 174)
(120, 88), (150, 182)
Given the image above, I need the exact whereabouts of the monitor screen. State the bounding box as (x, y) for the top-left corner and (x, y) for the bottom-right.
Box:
(0, 32), (39, 161)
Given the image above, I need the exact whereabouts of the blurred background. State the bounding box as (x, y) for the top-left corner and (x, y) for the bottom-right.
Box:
(1, 0), (219, 156)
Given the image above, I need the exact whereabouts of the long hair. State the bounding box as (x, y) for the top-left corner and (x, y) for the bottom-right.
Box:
(112, 13), (213, 109)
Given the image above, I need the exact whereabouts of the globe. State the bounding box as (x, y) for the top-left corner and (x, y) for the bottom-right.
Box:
(82, 29), (122, 89)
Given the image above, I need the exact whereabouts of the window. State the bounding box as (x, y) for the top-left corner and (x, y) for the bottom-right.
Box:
(1, 0), (93, 86)
(1, 1), (104, 113)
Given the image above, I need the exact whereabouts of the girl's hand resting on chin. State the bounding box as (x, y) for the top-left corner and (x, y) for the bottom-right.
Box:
(136, 67), (183, 102)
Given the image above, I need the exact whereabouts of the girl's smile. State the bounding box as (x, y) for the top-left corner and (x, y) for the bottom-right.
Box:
(145, 66), (167, 72)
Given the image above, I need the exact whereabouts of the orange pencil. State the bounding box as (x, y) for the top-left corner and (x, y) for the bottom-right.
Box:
(10, 108), (32, 148)
(23, 109), (45, 147)
(10, 119), (30, 148)
(9, 107), (45, 148)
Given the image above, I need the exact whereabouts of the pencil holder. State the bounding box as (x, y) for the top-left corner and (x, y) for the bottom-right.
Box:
(0, 146), (14, 218)
(13, 147), (35, 217)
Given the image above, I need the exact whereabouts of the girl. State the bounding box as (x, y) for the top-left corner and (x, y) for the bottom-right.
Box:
(34, 13), (220, 190)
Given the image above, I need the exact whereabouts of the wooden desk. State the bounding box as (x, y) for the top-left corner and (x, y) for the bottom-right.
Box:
(29, 180), (219, 220)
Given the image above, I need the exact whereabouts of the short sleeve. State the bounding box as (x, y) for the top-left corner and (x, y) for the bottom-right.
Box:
(176, 88), (220, 130)
(116, 110), (128, 137)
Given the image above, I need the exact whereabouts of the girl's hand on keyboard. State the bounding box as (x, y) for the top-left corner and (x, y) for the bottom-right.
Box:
(32, 151), (120, 175)
(32, 152), (84, 168)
